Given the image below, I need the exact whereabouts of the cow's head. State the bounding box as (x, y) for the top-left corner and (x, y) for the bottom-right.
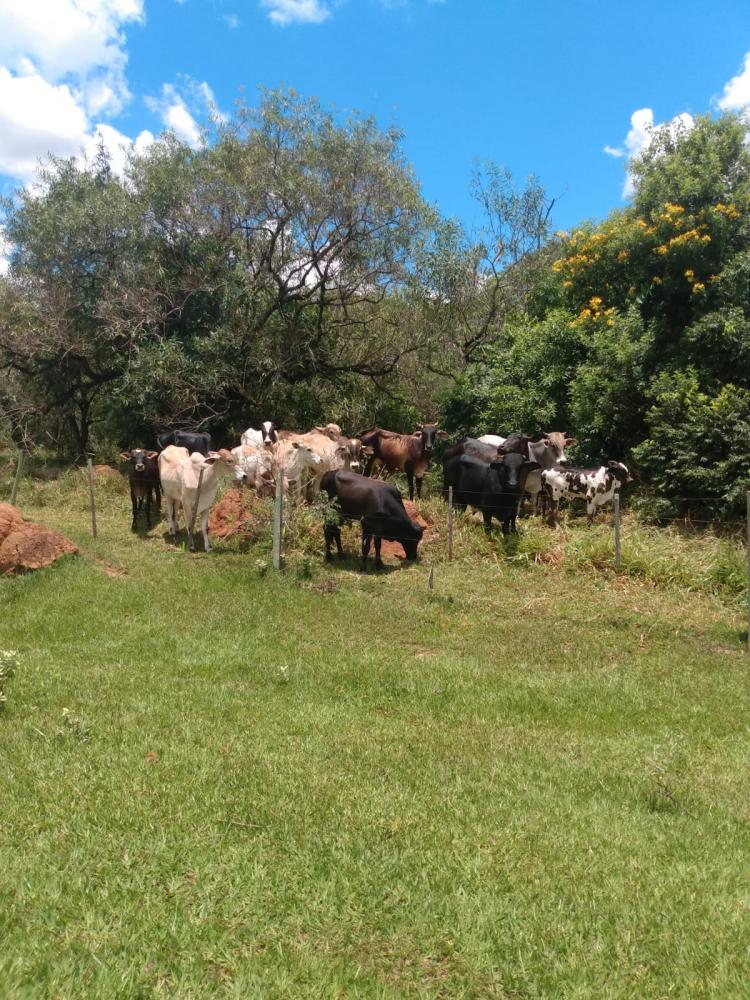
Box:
(205, 449), (246, 480)
(314, 422), (343, 441)
(338, 436), (363, 470)
(401, 522), (424, 562)
(525, 432), (575, 469)
(291, 441), (322, 467)
(261, 421), (278, 446)
(607, 460), (632, 485)
(120, 448), (157, 473)
(492, 454), (541, 491)
(414, 423), (449, 456)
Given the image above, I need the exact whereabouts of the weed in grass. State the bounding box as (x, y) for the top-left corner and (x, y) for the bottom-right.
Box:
(0, 649), (19, 706)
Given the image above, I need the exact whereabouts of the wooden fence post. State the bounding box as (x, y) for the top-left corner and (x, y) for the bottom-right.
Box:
(188, 466), (205, 548)
(10, 449), (25, 507)
(614, 493), (621, 571)
(447, 485), (454, 562)
(86, 457), (98, 539)
(272, 473), (284, 570)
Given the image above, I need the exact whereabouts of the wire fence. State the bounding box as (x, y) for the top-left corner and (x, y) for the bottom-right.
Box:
(4, 447), (750, 651)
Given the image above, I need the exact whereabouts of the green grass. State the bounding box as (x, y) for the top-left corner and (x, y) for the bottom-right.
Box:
(2, 465), (750, 998)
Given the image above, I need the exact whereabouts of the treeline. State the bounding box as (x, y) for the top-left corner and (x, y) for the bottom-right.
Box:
(1, 92), (749, 513)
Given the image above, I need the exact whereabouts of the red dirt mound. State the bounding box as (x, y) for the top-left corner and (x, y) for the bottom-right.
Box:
(379, 500), (439, 560)
(91, 464), (124, 481)
(208, 489), (261, 541)
(0, 503), (23, 545)
(0, 521), (78, 575)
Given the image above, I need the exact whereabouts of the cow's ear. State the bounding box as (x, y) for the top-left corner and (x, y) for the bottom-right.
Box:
(436, 430), (449, 439)
(607, 460), (619, 468)
(489, 459), (505, 471)
(565, 437), (577, 446)
(119, 452), (131, 461)
(146, 451), (158, 459)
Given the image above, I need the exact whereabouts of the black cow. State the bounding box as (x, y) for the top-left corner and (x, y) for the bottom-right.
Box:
(120, 448), (161, 530)
(443, 452), (540, 534)
(157, 429), (213, 456)
(321, 470), (424, 570)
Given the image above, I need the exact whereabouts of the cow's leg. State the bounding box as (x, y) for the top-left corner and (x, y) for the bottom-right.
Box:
(363, 455), (375, 478)
(482, 510), (493, 533)
(374, 535), (383, 568)
(145, 486), (152, 529)
(360, 531), (372, 572)
(405, 465), (415, 501)
(415, 476), (423, 500)
(166, 497), (177, 536)
(201, 509), (212, 552)
(130, 488), (138, 531)
(324, 524), (341, 561)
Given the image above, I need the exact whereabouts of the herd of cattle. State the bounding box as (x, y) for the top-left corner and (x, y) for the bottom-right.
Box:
(118, 422), (631, 567)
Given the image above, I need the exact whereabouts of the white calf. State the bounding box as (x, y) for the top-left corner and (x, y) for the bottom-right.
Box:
(158, 446), (243, 551)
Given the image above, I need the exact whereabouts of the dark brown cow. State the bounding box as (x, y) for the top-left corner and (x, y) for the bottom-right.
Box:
(120, 449), (160, 530)
(360, 424), (448, 500)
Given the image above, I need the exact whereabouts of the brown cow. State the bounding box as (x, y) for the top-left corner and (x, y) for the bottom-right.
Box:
(360, 424), (448, 500)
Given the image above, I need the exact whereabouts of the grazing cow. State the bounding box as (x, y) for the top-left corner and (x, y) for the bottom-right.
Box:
(241, 421), (278, 448)
(321, 470), (423, 570)
(120, 448), (160, 530)
(231, 444), (275, 495)
(158, 446), (244, 551)
(272, 439), (323, 496)
(157, 429), (213, 456)
(360, 424), (448, 500)
(542, 461), (632, 523)
(443, 452), (540, 534)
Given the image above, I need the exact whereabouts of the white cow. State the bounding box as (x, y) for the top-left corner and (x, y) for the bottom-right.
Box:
(158, 446), (244, 551)
(478, 434), (506, 449)
(231, 444), (275, 495)
(541, 461), (632, 523)
(241, 420), (278, 448)
(272, 439), (322, 497)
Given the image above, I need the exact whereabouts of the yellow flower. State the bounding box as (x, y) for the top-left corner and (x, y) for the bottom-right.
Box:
(652, 276), (662, 284)
(684, 269), (695, 282)
(563, 280), (573, 288)
(691, 282), (706, 295)
(617, 250), (630, 262)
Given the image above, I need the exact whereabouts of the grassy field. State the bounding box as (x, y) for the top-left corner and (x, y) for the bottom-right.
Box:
(2, 462), (750, 998)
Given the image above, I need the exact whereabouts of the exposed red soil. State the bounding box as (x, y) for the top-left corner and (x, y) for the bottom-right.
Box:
(0, 520), (78, 575)
(208, 489), (261, 541)
(0, 503), (23, 545)
(91, 464), (125, 480)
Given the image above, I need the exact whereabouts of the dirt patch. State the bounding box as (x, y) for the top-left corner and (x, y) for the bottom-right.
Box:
(0, 503), (23, 544)
(97, 558), (128, 578)
(379, 500), (439, 560)
(0, 521), (78, 575)
(91, 464), (124, 481)
(208, 489), (261, 541)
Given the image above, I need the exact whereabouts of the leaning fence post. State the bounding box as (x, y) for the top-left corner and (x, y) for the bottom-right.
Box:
(272, 473), (284, 571)
(447, 485), (454, 562)
(10, 449), (25, 507)
(614, 493), (621, 571)
(86, 456), (98, 539)
(746, 491), (750, 653)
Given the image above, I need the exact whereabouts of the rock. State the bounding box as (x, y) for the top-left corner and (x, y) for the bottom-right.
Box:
(0, 503), (23, 545)
(0, 522), (78, 575)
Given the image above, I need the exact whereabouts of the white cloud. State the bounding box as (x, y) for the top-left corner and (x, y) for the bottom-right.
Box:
(223, 13), (240, 28)
(717, 51), (750, 111)
(145, 78), (226, 146)
(261, 0), (330, 26)
(0, 0), (143, 117)
(606, 107), (694, 198)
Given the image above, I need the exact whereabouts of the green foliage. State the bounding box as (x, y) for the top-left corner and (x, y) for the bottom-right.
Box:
(633, 371), (750, 514)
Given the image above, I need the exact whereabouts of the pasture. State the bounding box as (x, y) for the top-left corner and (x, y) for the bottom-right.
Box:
(2, 462), (750, 998)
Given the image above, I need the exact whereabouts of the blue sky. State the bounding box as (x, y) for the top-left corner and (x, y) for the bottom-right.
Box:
(2, 0), (750, 236)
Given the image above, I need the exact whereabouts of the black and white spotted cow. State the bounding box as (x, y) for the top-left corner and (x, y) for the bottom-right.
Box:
(542, 461), (632, 523)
